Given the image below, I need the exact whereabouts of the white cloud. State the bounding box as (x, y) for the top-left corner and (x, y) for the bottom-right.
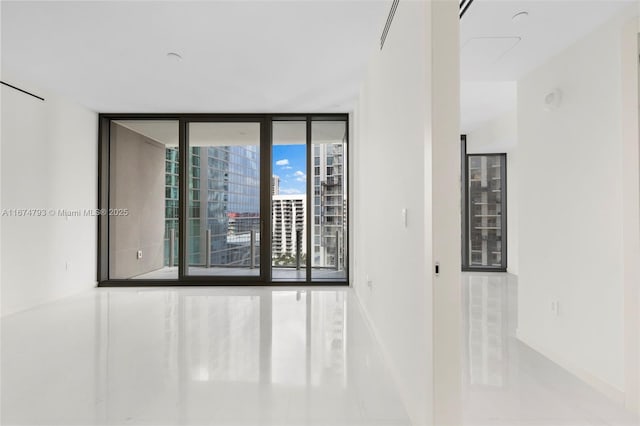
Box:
(280, 188), (302, 195)
(276, 159), (289, 166)
(294, 171), (306, 182)
(282, 166), (292, 170)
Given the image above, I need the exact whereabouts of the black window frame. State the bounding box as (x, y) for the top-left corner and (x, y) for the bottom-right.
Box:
(461, 135), (507, 272)
(97, 113), (349, 287)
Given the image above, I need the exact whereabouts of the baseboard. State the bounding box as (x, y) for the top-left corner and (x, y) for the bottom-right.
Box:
(0, 282), (97, 319)
(516, 329), (626, 405)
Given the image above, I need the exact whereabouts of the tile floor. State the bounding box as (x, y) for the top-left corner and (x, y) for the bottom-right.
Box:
(1, 287), (408, 425)
(461, 272), (638, 426)
(1, 274), (638, 425)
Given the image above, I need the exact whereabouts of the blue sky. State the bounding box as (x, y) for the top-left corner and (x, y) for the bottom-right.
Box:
(272, 145), (307, 194)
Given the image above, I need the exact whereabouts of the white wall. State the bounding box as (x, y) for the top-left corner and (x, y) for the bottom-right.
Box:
(352, 1), (460, 424)
(1, 73), (97, 317)
(516, 12), (639, 403)
(634, 10), (639, 416)
(621, 16), (640, 416)
(109, 123), (165, 279)
(466, 110), (519, 274)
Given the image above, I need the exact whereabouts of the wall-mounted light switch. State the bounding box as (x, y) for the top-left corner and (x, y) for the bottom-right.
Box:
(137, 250), (143, 260)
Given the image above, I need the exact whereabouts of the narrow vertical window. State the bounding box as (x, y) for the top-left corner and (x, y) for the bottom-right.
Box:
(311, 120), (347, 282)
(464, 153), (507, 271)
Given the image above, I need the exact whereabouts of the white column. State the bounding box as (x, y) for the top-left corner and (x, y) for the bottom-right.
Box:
(622, 16), (640, 416)
(429, 0), (461, 424)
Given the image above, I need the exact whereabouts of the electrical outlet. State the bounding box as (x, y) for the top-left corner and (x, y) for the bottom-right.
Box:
(65, 261), (71, 272)
(366, 275), (373, 289)
(137, 250), (143, 260)
(551, 300), (560, 316)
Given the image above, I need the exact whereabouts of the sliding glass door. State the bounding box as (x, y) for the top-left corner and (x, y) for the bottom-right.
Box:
(271, 120), (308, 282)
(270, 118), (348, 283)
(108, 120), (180, 280)
(98, 114), (348, 285)
(185, 120), (263, 280)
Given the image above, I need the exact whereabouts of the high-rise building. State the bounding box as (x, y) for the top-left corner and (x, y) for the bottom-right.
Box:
(312, 142), (346, 268)
(167, 143), (345, 270)
(272, 194), (306, 263)
(194, 145), (260, 267)
(164, 147), (179, 266)
(164, 145), (260, 268)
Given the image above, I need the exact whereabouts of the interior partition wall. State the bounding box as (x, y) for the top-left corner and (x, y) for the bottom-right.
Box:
(98, 114), (348, 286)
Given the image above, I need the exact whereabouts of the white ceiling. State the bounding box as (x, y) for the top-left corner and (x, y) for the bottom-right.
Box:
(115, 120), (179, 146)
(460, 0), (638, 133)
(189, 122), (261, 147)
(115, 119), (346, 146)
(5, 1), (636, 129)
(1, 1), (389, 113)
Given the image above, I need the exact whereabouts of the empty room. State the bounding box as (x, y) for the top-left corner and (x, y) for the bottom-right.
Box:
(1, 1), (639, 425)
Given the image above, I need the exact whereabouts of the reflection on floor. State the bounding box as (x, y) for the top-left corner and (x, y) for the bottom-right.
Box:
(462, 272), (638, 426)
(271, 268), (346, 281)
(1, 287), (408, 426)
(3, 274), (637, 426)
(133, 266), (346, 281)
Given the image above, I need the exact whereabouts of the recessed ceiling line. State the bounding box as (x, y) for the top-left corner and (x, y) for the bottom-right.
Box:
(0, 80), (44, 101)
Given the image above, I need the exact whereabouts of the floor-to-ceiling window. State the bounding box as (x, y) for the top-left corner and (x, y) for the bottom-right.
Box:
(99, 114), (348, 285)
(107, 120), (180, 280)
(460, 137), (507, 272)
(271, 120), (308, 282)
(185, 121), (262, 277)
(311, 120), (347, 282)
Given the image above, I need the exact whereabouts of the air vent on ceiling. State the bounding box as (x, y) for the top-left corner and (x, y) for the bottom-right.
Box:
(381, 0), (472, 49)
(380, 0), (400, 50)
(459, 0), (475, 19)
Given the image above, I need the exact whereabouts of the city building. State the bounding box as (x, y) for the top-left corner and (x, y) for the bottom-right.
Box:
(312, 141), (346, 269)
(271, 174), (280, 196)
(165, 145), (261, 269)
(191, 145), (260, 268)
(271, 194), (306, 264)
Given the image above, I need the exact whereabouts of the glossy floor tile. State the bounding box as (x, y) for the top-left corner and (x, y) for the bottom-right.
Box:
(1, 287), (409, 426)
(3, 275), (638, 426)
(461, 272), (639, 426)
